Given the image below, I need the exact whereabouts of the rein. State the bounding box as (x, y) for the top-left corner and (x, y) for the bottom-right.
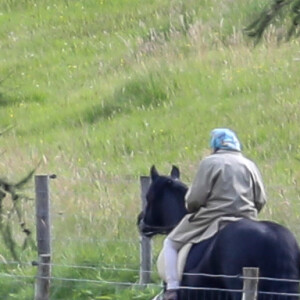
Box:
(139, 219), (176, 235)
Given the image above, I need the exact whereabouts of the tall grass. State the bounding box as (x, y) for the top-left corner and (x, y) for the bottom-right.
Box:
(0, 0), (299, 298)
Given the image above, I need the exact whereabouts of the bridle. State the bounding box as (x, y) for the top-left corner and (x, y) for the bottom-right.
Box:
(138, 174), (188, 237)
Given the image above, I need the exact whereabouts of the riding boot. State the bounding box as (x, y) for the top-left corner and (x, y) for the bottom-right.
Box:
(162, 289), (178, 300)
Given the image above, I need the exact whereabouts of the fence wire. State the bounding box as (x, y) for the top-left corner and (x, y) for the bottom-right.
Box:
(1, 270), (300, 297)
(2, 262), (300, 299)
(2, 260), (300, 284)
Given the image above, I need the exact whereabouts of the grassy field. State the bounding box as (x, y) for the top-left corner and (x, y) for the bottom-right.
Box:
(0, 0), (300, 299)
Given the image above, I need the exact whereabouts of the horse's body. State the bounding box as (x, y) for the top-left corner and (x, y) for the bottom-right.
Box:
(137, 165), (300, 300)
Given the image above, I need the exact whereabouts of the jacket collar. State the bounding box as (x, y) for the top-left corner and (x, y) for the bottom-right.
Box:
(214, 149), (242, 156)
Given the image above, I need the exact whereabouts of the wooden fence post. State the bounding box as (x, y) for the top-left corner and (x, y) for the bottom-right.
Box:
(242, 267), (259, 300)
(34, 175), (52, 300)
(139, 176), (152, 285)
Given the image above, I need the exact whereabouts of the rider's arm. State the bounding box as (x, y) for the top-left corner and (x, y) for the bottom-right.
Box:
(185, 157), (220, 213)
(252, 166), (267, 212)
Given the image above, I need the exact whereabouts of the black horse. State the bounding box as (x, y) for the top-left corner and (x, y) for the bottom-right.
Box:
(137, 165), (300, 300)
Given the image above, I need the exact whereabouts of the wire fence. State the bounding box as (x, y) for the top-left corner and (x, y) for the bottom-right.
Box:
(1, 267), (300, 300)
(2, 260), (300, 283)
(1, 263), (300, 299)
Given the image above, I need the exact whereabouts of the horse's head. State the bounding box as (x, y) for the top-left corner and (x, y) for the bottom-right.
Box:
(137, 165), (188, 237)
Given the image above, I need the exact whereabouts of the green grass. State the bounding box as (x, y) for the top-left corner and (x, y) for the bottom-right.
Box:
(0, 0), (300, 298)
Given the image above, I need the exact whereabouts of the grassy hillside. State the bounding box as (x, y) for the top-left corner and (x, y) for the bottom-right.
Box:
(0, 0), (300, 299)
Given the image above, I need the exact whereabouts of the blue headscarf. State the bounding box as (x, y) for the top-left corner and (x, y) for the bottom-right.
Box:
(210, 128), (241, 152)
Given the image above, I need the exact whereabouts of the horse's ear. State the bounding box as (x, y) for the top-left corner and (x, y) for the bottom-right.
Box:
(150, 165), (159, 180)
(170, 165), (180, 179)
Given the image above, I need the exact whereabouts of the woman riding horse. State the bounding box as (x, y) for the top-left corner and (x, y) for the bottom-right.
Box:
(162, 128), (267, 300)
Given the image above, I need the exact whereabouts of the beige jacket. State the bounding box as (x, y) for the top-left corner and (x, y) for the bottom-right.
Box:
(168, 150), (267, 244)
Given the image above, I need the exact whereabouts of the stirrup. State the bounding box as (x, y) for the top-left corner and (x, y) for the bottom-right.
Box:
(162, 289), (178, 300)
(152, 290), (163, 300)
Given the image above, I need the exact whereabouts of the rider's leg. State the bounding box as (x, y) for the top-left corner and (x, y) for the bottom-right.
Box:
(163, 237), (183, 291)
